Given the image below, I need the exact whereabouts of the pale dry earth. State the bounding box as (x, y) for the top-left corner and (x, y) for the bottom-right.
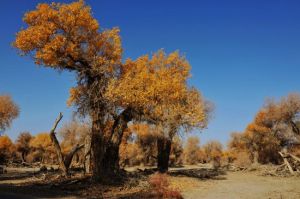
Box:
(176, 171), (300, 199)
(0, 165), (300, 199)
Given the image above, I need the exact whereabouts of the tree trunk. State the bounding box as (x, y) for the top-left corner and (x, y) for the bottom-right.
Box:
(102, 108), (134, 177)
(157, 137), (172, 173)
(253, 151), (259, 164)
(49, 113), (67, 175)
(49, 113), (85, 176)
(90, 116), (105, 182)
(84, 133), (91, 174)
(290, 121), (300, 135)
(21, 152), (26, 163)
(64, 144), (84, 169)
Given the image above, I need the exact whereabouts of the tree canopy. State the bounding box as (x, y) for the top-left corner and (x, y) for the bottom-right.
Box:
(0, 95), (19, 132)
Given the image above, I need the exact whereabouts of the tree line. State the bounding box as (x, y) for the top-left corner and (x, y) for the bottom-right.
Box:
(1, 92), (300, 172)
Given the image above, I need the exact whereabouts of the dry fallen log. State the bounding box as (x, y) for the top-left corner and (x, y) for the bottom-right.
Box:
(279, 152), (294, 175)
(289, 153), (300, 163)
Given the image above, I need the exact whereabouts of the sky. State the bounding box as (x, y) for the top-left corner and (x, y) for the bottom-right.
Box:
(1, 0), (300, 146)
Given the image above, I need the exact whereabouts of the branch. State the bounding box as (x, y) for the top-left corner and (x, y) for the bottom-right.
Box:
(50, 112), (63, 134)
(64, 144), (85, 169)
(49, 112), (67, 175)
(289, 153), (300, 163)
(279, 152), (294, 175)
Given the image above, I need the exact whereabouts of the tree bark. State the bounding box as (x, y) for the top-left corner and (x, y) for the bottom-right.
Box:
(290, 121), (300, 135)
(49, 113), (85, 175)
(253, 151), (259, 164)
(157, 137), (172, 173)
(21, 152), (26, 163)
(90, 115), (106, 181)
(102, 108), (134, 177)
(279, 152), (294, 175)
(64, 144), (84, 169)
(84, 133), (91, 174)
(49, 113), (68, 175)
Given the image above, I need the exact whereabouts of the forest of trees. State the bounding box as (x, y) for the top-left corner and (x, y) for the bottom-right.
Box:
(1, 91), (300, 184)
(0, 0), (300, 185)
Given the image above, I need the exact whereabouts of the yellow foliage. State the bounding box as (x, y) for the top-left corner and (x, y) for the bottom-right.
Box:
(106, 50), (209, 131)
(0, 135), (15, 163)
(14, 0), (121, 71)
(13, 1), (122, 114)
(0, 135), (13, 151)
(30, 133), (53, 151)
(0, 95), (19, 131)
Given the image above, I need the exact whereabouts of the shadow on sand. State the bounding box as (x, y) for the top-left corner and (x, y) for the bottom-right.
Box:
(169, 168), (227, 180)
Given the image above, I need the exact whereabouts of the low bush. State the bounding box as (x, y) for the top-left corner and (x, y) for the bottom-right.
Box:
(148, 173), (183, 199)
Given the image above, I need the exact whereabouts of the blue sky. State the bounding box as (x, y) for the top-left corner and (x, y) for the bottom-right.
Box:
(1, 0), (300, 146)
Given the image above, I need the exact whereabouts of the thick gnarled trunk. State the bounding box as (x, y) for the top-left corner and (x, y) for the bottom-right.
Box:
(157, 137), (172, 173)
(102, 108), (134, 177)
(90, 116), (105, 181)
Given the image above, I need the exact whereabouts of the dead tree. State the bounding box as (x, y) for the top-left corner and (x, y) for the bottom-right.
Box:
(49, 113), (67, 175)
(84, 133), (91, 174)
(49, 113), (85, 175)
(278, 152), (294, 175)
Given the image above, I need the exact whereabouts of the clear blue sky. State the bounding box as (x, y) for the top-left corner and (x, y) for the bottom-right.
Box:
(1, 0), (300, 146)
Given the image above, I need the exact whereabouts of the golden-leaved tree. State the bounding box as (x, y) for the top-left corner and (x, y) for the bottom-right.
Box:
(228, 93), (300, 165)
(184, 136), (201, 165)
(29, 133), (56, 164)
(0, 135), (15, 164)
(15, 132), (33, 163)
(0, 95), (19, 133)
(106, 50), (212, 172)
(14, 0), (211, 178)
(13, 0), (124, 180)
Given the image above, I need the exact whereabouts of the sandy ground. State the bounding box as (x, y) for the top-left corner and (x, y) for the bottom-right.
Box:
(177, 171), (300, 199)
(1, 166), (300, 199)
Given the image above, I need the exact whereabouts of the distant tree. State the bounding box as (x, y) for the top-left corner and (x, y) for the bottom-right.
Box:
(30, 133), (56, 164)
(59, 121), (90, 154)
(227, 132), (249, 163)
(169, 137), (184, 166)
(228, 132), (246, 151)
(203, 140), (223, 163)
(229, 93), (300, 165)
(0, 95), (19, 133)
(244, 121), (281, 164)
(106, 50), (212, 172)
(59, 121), (91, 168)
(0, 135), (14, 164)
(131, 124), (159, 166)
(184, 137), (201, 165)
(15, 132), (33, 162)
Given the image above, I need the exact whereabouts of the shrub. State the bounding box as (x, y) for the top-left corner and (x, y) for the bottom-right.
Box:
(148, 173), (183, 199)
